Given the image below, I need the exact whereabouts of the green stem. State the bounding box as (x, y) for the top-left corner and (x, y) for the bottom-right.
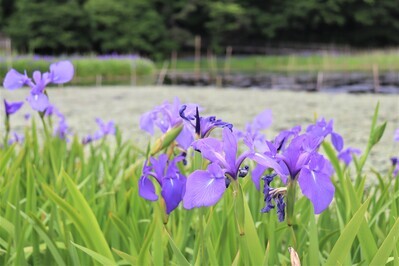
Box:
(232, 179), (245, 236)
(286, 180), (297, 226)
(289, 225), (297, 249)
(4, 115), (10, 147)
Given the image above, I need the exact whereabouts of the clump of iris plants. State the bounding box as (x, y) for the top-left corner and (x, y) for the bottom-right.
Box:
(2, 60), (396, 265)
(3, 61), (74, 112)
(137, 97), (342, 227)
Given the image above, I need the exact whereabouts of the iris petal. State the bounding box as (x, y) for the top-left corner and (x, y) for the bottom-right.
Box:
(183, 164), (226, 209)
(138, 177), (158, 201)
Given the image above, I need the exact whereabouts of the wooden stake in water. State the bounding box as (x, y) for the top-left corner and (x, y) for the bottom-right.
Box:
(130, 61), (137, 86)
(5, 38), (12, 70)
(224, 46), (233, 76)
(316, 71), (323, 92)
(194, 35), (201, 82)
(96, 75), (102, 87)
(157, 61), (169, 86)
(207, 48), (214, 84)
(171, 51), (177, 85)
(372, 64), (380, 93)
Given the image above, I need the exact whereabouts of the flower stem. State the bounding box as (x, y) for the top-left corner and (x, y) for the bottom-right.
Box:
(286, 180), (297, 226)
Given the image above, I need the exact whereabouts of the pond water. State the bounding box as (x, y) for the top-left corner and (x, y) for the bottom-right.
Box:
(2, 85), (398, 174)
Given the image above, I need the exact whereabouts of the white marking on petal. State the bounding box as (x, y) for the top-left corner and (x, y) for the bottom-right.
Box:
(206, 178), (215, 187)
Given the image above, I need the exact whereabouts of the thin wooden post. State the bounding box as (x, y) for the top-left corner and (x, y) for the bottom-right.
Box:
(171, 51), (177, 85)
(194, 35), (201, 82)
(372, 64), (380, 93)
(316, 71), (323, 91)
(216, 75), (222, 88)
(5, 38), (12, 70)
(130, 61), (137, 86)
(96, 75), (102, 87)
(207, 48), (213, 84)
(224, 46), (233, 76)
(157, 61), (169, 86)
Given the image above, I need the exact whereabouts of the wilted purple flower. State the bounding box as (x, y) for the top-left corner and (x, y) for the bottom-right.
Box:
(3, 61), (74, 112)
(180, 106), (232, 138)
(183, 127), (251, 209)
(82, 135), (93, 145)
(140, 98), (197, 150)
(391, 157), (399, 177)
(138, 155), (186, 214)
(261, 174), (278, 213)
(338, 147), (361, 165)
(93, 118), (115, 140)
(249, 120), (337, 215)
(8, 132), (24, 145)
(4, 100), (23, 116)
(53, 109), (69, 140)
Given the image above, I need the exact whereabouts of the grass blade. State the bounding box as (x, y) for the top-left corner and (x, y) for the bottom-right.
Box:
(370, 218), (399, 265)
(325, 198), (371, 265)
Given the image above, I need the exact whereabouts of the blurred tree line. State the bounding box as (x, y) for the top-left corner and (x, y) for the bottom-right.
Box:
(1, 0), (399, 58)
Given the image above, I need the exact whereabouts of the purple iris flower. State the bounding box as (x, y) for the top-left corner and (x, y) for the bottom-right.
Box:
(306, 118), (344, 152)
(42, 104), (70, 140)
(8, 132), (24, 145)
(183, 127), (251, 209)
(338, 147), (361, 166)
(93, 118), (115, 140)
(180, 106), (232, 138)
(53, 109), (69, 140)
(394, 128), (399, 142)
(391, 157), (399, 177)
(236, 109), (272, 143)
(138, 154), (186, 214)
(82, 135), (93, 145)
(140, 98), (197, 150)
(4, 100), (23, 116)
(3, 61), (74, 112)
(249, 120), (336, 215)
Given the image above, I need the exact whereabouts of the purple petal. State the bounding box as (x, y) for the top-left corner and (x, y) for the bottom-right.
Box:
(4, 100), (24, 115)
(32, 71), (42, 85)
(176, 126), (194, 150)
(140, 111), (155, 135)
(394, 128), (399, 142)
(49, 60), (74, 84)
(250, 152), (288, 183)
(192, 138), (227, 166)
(138, 176), (158, 201)
(223, 127), (237, 171)
(26, 93), (50, 112)
(161, 174), (186, 214)
(331, 132), (344, 152)
(252, 109), (272, 131)
(338, 147), (361, 165)
(3, 69), (29, 90)
(183, 163), (226, 209)
(298, 159), (335, 214)
(252, 164), (267, 190)
(150, 154), (168, 184)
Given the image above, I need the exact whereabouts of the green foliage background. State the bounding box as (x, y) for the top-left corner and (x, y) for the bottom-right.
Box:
(1, 0), (399, 57)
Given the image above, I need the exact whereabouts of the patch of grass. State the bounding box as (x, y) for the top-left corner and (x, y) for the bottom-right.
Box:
(0, 56), (156, 86)
(159, 51), (399, 73)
